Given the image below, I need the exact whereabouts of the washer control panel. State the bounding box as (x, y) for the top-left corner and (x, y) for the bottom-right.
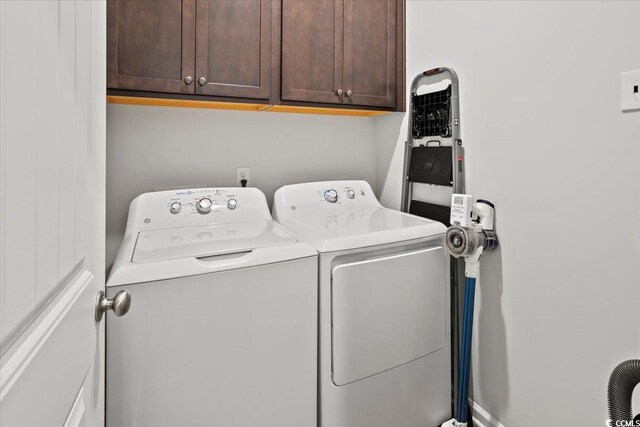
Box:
(124, 187), (272, 237)
(167, 189), (245, 215)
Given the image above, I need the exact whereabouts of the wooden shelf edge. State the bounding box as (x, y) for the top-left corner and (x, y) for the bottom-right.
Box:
(106, 95), (390, 117)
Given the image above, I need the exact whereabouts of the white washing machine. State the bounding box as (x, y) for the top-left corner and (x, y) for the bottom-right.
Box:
(273, 180), (451, 427)
(106, 187), (318, 427)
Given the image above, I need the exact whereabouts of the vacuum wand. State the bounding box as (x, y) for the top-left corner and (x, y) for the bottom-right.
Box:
(442, 195), (499, 427)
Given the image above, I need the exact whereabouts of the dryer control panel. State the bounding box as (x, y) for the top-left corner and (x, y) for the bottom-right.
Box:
(123, 188), (272, 238)
(273, 180), (381, 220)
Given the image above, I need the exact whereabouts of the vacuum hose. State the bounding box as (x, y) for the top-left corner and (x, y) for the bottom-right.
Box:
(608, 359), (640, 422)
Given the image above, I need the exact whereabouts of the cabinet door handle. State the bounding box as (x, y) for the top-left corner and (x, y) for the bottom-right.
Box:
(198, 77), (207, 86)
(346, 90), (353, 97)
(184, 76), (193, 85)
(336, 89), (343, 96)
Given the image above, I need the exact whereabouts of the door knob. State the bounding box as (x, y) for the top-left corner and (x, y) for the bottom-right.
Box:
(95, 290), (131, 322)
(198, 77), (207, 86)
(184, 76), (193, 85)
(336, 89), (344, 96)
(346, 90), (353, 97)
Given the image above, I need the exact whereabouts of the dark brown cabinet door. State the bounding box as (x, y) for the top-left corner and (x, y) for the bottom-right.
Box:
(107, 0), (195, 94)
(195, 0), (272, 99)
(281, 0), (343, 104)
(343, 0), (397, 108)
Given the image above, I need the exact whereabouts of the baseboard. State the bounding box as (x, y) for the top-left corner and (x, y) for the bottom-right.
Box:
(469, 400), (506, 427)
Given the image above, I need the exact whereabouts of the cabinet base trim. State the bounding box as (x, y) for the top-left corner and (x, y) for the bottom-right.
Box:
(107, 96), (267, 112)
(106, 96), (389, 117)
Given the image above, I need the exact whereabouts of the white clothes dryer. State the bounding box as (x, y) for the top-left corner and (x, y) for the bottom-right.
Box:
(106, 187), (317, 427)
(273, 180), (451, 427)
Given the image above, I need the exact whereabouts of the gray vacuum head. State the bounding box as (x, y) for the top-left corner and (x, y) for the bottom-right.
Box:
(445, 225), (498, 258)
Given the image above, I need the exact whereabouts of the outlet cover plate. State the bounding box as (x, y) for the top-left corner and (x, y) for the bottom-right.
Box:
(621, 70), (640, 112)
(236, 167), (250, 187)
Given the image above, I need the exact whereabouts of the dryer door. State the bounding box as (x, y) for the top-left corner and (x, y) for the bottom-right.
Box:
(331, 246), (446, 386)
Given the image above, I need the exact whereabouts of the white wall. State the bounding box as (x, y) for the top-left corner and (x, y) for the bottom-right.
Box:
(106, 105), (377, 268)
(376, 1), (640, 425)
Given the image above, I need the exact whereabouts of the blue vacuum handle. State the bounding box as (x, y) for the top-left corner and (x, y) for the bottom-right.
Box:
(456, 277), (477, 424)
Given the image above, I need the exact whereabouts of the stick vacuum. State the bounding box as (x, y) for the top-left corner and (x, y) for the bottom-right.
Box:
(442, 195), (498, 427)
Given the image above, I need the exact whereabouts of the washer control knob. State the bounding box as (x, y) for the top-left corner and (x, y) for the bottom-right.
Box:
(346, 189), (356, 199)
(324, 189), (338, 203)
(196, 198), (213, 214)
(170, 202), (182, 214)
(227, 198), (237, 210)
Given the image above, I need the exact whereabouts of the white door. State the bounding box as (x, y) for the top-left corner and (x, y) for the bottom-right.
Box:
(1, 1), (107, 427)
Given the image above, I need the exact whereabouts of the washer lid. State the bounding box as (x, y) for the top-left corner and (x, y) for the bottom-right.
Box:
(279, 207), (446, 252)
(132, 220), (298, 263)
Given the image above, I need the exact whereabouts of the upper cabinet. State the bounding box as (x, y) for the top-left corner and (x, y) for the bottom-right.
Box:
(282, 0), (401, 109)
(107, 0), (196, 94)
(107, 0), (405, 112)
(342, 0), (398, 108)
(195, 0), (272, 99)
(281, 0), (343, 105)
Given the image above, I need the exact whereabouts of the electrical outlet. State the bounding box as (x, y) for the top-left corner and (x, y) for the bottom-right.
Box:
(621, 70), (640, 112)
(236, 167), (250, 187)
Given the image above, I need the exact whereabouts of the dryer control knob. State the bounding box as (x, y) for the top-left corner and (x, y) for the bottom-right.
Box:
(196, 198), (213, 214)
(227, 199), (237, 210)
(346, 189), (356, 199)
(324, 189), (338, 203)
(170, 202), (182, 214)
